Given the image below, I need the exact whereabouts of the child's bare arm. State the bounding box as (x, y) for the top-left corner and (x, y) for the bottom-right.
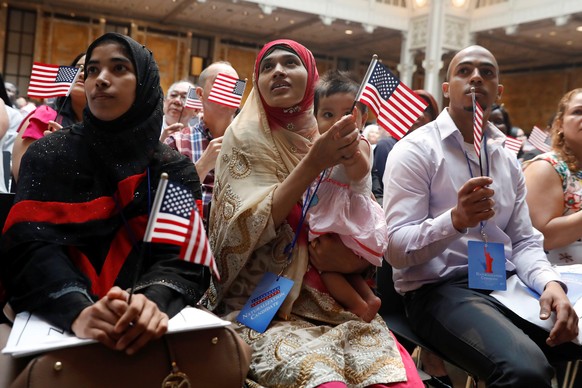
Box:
(341, 137), (370, 182)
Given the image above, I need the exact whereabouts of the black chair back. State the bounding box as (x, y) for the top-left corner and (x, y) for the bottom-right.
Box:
(377, 263), (405, 315)
(0, 192), (15, 233)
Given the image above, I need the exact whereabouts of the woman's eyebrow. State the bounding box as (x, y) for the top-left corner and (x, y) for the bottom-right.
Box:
(86, 57), (131, 65)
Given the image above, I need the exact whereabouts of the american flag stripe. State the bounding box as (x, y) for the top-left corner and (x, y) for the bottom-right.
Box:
(356, 59), (427, 140)
(528, 126), (552, 153)
(361, 86), (419, 126)
(360, 87), (416, 139)
(184, 87), (203, 110)
(504, 136), (523, 155)
(207, 73), (246, 109)
(394, 83), (427, 115)
(144, 174), (220, 279)
(144, 179), (193, 245)
(473, 102), (484, 157)
(149, 214), (190, 244)
(27, 62), (79, 98)
(179, 208), (221, 280)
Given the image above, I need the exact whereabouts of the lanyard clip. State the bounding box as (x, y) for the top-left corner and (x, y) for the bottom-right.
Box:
(480, 224), (488, 245)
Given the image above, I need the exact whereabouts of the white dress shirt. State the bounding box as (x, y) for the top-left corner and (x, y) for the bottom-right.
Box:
(0, 105), (23, 192)
(384, 108), (561, 294)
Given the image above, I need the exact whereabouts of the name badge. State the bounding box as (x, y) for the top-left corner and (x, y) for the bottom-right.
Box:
(237, 272), (294, 333)
(468, 240), (506, 291)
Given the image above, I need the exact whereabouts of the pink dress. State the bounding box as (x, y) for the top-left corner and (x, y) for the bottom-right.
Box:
(20, 105), (57, 140)
(306, 164), (388, 266)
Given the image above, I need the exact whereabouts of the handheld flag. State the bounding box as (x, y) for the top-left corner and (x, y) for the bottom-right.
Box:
(184, 87), (203, 110)
(207, 73), (246, 109)
(528, 126), (552, 153)
(469, 87), (485, 176)
(27, 62), (81, 99)
(179, 203), (220, 280)
(355, 55), (427, 140)
(144, 173), (220, 279)
(504, 136), (524, 156)
(473, 101), (484, 158)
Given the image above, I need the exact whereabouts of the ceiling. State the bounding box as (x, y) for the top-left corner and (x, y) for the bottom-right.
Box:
(11, 0), (582, 73)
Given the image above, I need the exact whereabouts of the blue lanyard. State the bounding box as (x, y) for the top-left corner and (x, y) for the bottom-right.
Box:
(282, 169), (326, 265)
(464, 132), (490, 178)
(463, 134), (490, 242)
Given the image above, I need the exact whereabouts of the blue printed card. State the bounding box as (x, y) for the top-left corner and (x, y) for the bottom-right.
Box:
(237, 272), (294, 333)
(468, 241), (506, 291)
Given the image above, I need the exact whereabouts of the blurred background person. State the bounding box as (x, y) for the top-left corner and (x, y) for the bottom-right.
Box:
(490, 104), (525, 160)
(11, 53), (86, 183)
(523, 88), (582, 266)
(362, 123), (380, 154)
(0, 74), (23, 192)
(159, 80), (199, 143)
(489, 103), (512, 135)
(14, 96), (36, 117)
(4, 82), (18, 106)
(164, 61), (239, 222)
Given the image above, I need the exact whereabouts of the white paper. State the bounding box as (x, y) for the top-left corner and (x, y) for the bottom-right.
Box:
(2, 306), (231, 357)
(491, 264), (582, 345)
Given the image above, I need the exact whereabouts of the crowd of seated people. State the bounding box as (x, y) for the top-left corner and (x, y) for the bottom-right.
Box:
(1, 32), (582, 388)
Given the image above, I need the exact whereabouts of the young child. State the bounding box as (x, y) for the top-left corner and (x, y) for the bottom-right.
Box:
(307, 69), (387, 323)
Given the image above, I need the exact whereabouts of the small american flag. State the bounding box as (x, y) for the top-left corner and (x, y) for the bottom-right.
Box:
(27, 62), (81, 99)
(207, 73), (246, 109)
(144, 174), (220, 278)
(184, 87), (203, 110)
(356, 58), (427, 140)
(144, 178), (193, 246)
(528, 126), (552, 153)
(179, 204), (220, 280)
(473, 102), (484, 157)
(504, 136), (524, 156)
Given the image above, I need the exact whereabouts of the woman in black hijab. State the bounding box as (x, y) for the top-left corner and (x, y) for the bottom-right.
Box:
(1, 33), (207, 355)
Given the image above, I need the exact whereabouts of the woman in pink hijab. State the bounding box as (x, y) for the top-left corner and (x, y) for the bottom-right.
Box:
(205, 39), (422, 388)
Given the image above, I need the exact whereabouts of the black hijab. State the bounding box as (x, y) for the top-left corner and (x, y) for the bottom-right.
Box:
(77, 32), (164, 183)
(3, 32), (200, 249)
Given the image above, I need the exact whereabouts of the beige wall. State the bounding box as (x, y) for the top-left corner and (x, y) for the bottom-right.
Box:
(134, 31), (187, 94)
(41, 19), (101, 66)
(500, 69), (581, 133)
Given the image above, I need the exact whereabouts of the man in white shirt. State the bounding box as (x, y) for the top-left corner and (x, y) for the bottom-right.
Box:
(0, 99), (23, 192)
(384, 45), (580, 387)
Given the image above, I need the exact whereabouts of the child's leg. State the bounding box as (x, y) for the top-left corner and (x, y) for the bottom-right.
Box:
(346, 273), (381, 323)
(321, 272), (370, 322)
